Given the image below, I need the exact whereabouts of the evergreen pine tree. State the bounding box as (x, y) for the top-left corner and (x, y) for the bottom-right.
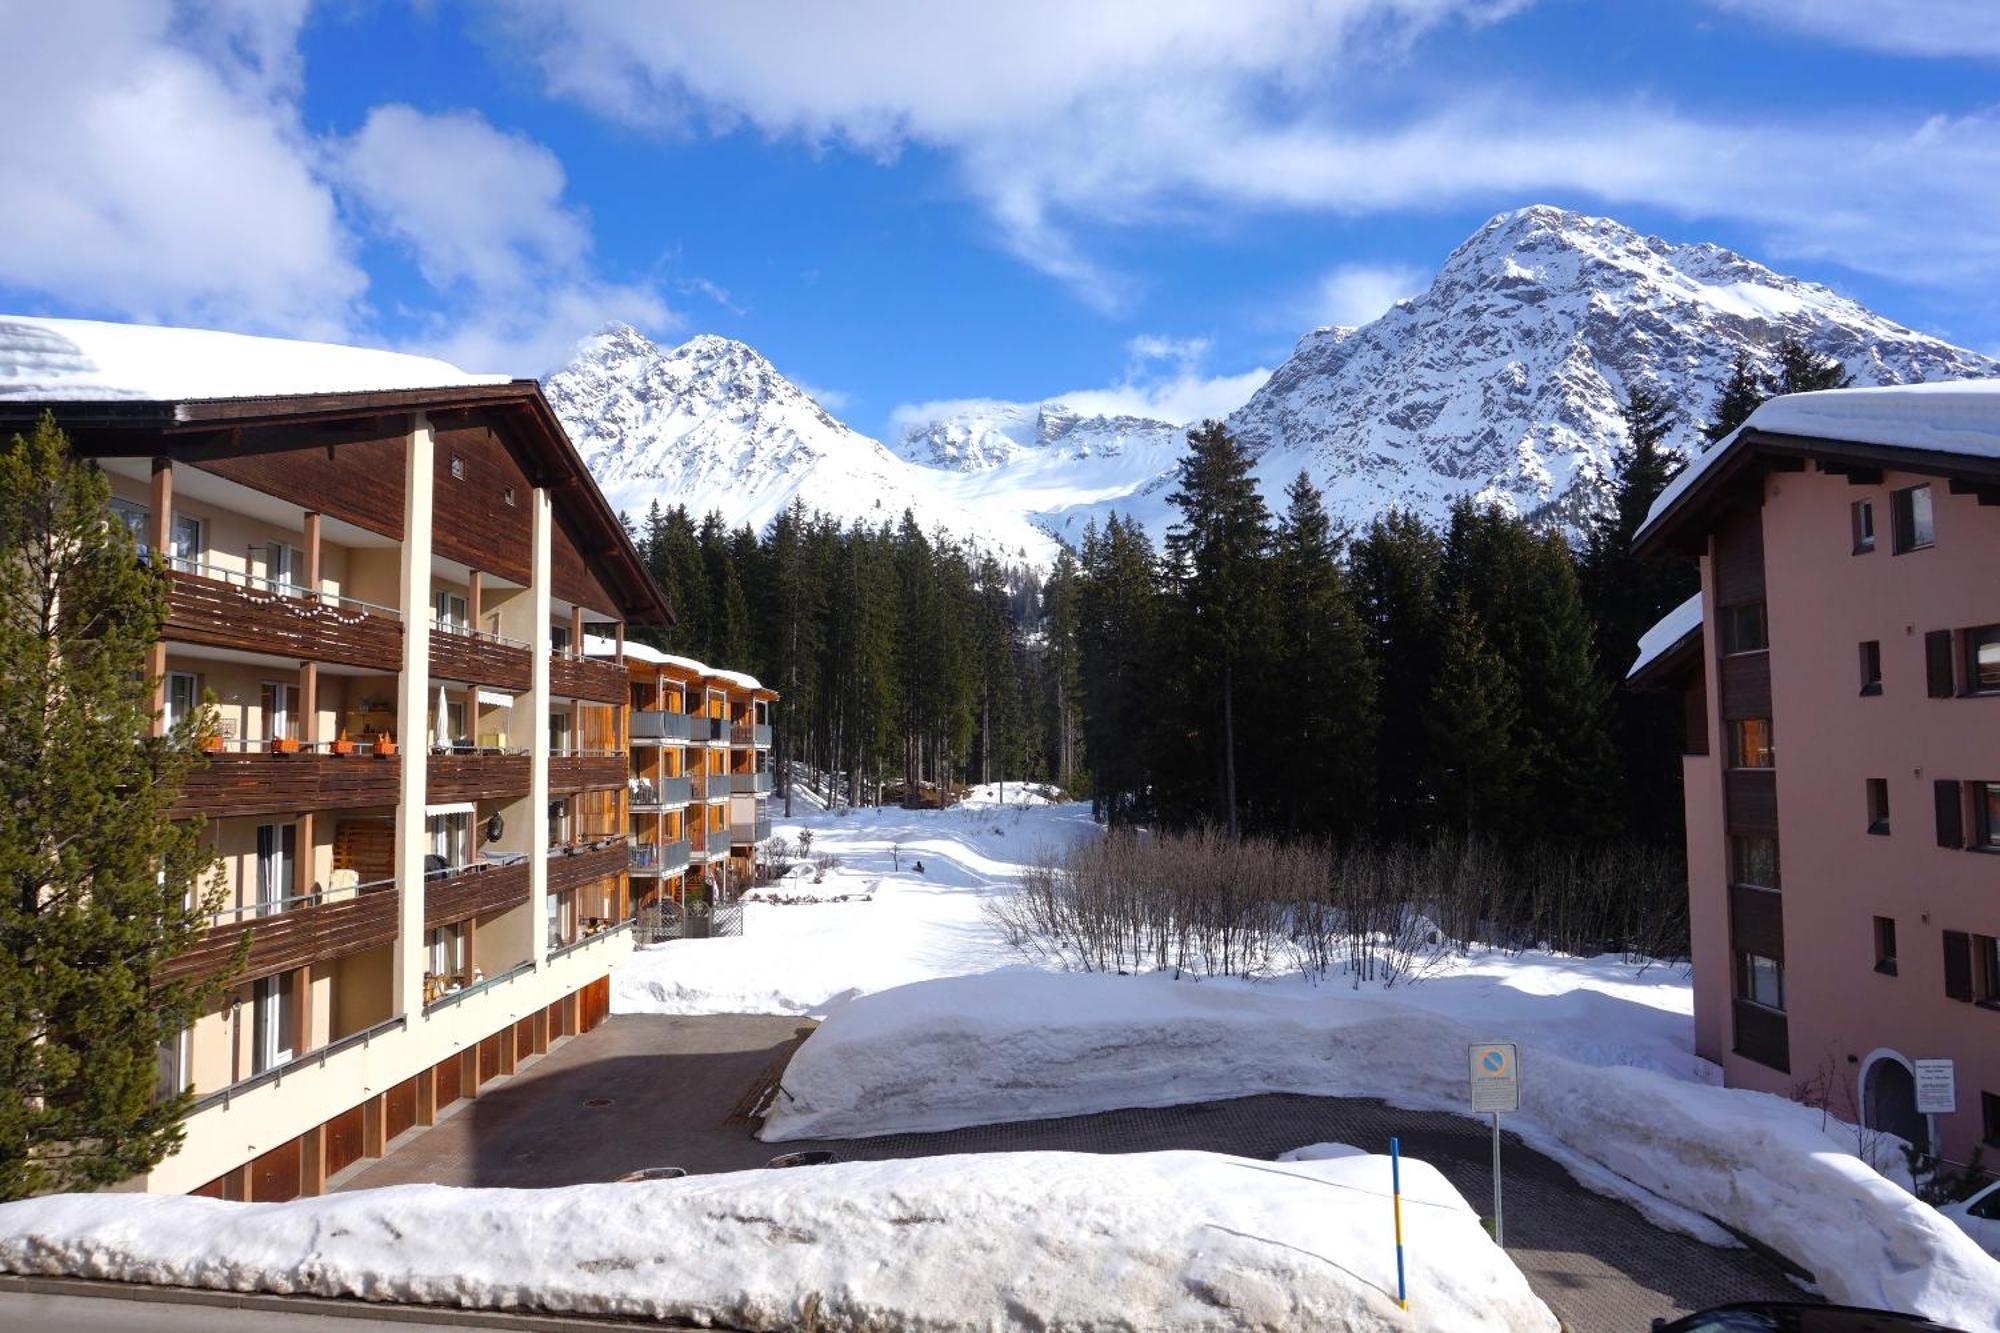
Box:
(1163, 420), (1272, 836)
(0, 415), (227, 1198)
(1773, 337), (1853, 395)
(1424, 599), (1528, 838)
(1039, 550), (1088, 792)
(1271, 472), (1378, 838)
(1704, 351), (1773, 444)
(1350, 510), (1446, 839)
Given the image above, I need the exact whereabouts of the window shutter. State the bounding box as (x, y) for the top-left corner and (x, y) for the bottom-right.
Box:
(1926, 630), (1956, 697)
(1944, 930), (1974, 1002)
(1936, 779), (1965, 848)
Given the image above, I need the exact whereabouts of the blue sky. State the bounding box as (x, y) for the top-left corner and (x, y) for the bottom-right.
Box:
(3, 2), (1997, 440)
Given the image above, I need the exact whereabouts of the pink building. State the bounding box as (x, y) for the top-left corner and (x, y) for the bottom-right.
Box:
(1631, 381), (2000, 1168)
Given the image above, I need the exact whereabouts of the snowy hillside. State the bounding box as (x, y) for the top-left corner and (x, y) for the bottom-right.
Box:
(1227, 205), (1998, 530)
(544, 325), (1054, 563)
(551, 208), (1995, 561)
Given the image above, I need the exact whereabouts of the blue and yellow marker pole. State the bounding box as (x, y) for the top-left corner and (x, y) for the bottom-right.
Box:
(1390, 1136), (1408, 1311)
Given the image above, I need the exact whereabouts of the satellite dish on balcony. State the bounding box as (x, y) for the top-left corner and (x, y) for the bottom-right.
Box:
(484, 811), (505, 844)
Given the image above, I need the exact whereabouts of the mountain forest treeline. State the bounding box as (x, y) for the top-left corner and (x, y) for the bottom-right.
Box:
(625, 339), (1839, 850)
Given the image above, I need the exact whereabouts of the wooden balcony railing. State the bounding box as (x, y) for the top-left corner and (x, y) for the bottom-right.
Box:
(551, 651), (628, 704)
(550, 750), (624, 793)
(156, 878), (399, 988)
(174, 748), (401, 818)
(429, 625), (531, 691)
(166, 565), (401, 672)
(427, 750), (531, 803)
(547, 841), (625, 896)
(423, 858), (531, 931)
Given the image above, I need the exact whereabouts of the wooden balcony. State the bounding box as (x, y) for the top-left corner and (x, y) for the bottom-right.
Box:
(547, 841), (625, 896)
(428, 751), (531, 803)
(551, 652), (627, 704)
(157, 881), (399, 988)
(424, 859), (531, 931)
(167, 568), (401, 672)
(174, 749), (401, 819)
(429, 626), (531, 691)
(551, 751), (624, 793)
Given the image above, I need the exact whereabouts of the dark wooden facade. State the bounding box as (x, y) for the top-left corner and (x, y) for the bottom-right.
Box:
(428, 627), (531, 691)
(550, 509), (618, 616)
(175, 752), (401, 818)
(431, 425), (532, 586)
(167, 572), (402, 672)
(191, 429), (407, 541)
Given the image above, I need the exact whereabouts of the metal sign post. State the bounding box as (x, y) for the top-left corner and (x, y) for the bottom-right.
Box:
(1469, 1042), (1520, 1247)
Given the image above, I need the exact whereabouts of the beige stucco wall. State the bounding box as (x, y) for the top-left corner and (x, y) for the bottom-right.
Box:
(1708, 466), (2000, 1161)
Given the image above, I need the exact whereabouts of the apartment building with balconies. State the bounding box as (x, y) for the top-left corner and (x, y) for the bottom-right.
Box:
(600, 641), (775, 907)
(1631, 379), (2000, 1168)
(0, 315), (667, 1201)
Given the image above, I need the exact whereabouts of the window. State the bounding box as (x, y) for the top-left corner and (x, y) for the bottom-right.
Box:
(1945, 930), (1974, 1001)
(1858, 641), (1882, 696)
(255, 822), (296, 914)
(1938, 779), (1967, 848)
(164, 671), (199, 734)
(450, 454), (465, 480)
(1866, 778), (1891, 835)
(1978, 934), (2000, 1007)
(549, 709), (571, 755)
(427, 923), (465, 981)
(1926, 629), (1957, 697)
(110, 498), (148, 549)
(426, 811), (471, 873)
(1730, 718), (1775, 768)
(252, 973), (296, 1074)
(1719, 601), (1768, 654)
(154, 1027), (189, 1102)
(434, 589), (468, 631)
(260, 680), (295, 742)
(1978, 782), (2000, 849)
(1891, 483), (1934, 553)
(1873, 916), (1898, 976)
(1850, 499), (1875, 553)
(503, 485), (517, 507)
(1736, 952), (1784, 1010)
(168, 513), (202, 572)
(550, 623), (571, 655)
(1731, 836), (1780, 889)
(548, 798), (571, 846)
(263, 542), (304, 593)
(1966, 625), (2000, 695)
(1986, 1092), (2000, 1150)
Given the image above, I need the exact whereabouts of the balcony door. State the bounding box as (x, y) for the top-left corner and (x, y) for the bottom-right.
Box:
(168, 514), (202, 572)
(164, 672), (199, 734)
(435, 589), (468, 632)
(252, 973), (296, 1073)
(260, 680), (296, 743)
(264, 541), (304, 593)
(256, 822), (297, 915)
(427, 811), (471, 873)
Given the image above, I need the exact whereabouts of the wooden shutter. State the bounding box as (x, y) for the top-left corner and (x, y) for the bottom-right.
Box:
(1944, 930), (1974, 1002)
(1926, 630), (1956, 697)
(1936, 779), (1965, 848)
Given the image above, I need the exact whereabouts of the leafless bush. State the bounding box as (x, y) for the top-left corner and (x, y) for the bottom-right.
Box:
(992, 828), (1689, 986)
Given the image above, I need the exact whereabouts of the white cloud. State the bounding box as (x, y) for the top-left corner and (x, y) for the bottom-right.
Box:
(493, 1), (2000, 301)
(0, 0), (362, 336)
(795, 380), (854, 412)
(1701, 0), (2000, 58)
(1308, 262), (1429, 327)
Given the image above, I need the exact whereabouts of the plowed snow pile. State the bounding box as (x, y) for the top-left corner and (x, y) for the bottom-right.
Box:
(0, 1150), (1555, 1332)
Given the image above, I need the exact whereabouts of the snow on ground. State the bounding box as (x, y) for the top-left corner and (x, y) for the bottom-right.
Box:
(763, 969), (2000, 1332)
(612, 788), (1096, 1016)
(0, 1150), (1556, 1333)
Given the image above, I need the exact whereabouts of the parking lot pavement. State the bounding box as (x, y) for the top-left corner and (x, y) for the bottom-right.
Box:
(341, 1014), (1808, 1331)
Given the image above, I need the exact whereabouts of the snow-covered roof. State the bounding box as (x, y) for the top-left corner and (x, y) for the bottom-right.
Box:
(1637, 378), (2000, 546)
(582, 633), (763, 690)
(1627, 592), (1702, 681)
(0, 315), (510, 402)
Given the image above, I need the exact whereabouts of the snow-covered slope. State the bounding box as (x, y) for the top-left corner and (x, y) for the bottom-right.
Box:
(1227, 205), (1998, 531)
(552, 207), (1995, 561)
(544, 325), (1053, 563)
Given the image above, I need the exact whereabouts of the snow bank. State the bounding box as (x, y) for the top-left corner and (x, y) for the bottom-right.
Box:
(763, 970), (2000, 1331)
(0, 315), (507, 401)
(0, 1151), (1555, 1333)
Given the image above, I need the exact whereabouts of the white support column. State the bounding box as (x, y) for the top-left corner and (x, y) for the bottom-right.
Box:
(528, 487), (554, 963)
(392, 414), (435, 1018)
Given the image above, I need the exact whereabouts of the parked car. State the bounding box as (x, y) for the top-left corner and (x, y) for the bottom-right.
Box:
(1653, 1304), (1964, 1332)
(1939, 1178), (2000, 1259)
(615, 1166), (688, 1182)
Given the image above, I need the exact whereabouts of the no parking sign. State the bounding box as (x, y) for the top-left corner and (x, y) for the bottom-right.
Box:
(1469, 1041), (1519, 1113)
